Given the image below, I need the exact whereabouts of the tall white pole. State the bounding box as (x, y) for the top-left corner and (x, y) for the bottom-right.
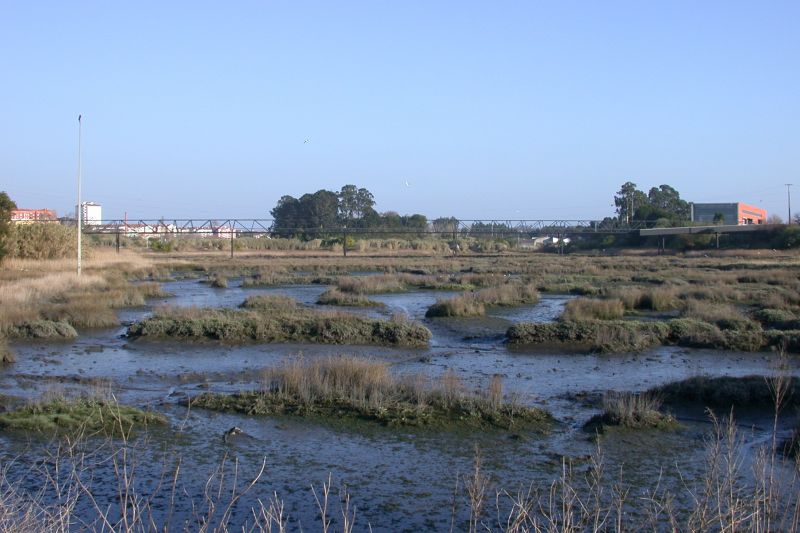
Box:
(77, 115), (82, 276)
(787, 183), (793, 224)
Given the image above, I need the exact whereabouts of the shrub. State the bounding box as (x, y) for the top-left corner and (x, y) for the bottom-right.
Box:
(9, 223), (76, 260)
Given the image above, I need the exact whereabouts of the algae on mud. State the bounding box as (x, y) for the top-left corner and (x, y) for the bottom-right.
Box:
(127, 296), (431, 347)
(0, 398), (167, 434)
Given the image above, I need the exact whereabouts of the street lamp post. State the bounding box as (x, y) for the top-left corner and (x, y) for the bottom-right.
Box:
(76, 115), (82, 276)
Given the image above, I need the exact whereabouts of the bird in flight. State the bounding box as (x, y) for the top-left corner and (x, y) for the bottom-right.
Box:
(405, 180), (410, 187)
(304, 139), (309, 144)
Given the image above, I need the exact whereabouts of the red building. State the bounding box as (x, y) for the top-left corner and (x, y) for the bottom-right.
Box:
(10, 208), (58, 224)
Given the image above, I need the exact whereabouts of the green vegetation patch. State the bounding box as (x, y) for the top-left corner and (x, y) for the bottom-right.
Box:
(127, 299), (431, 347)
(507, 318), (775, 353)
(189, 357), (551, 430)
(6, 320), (78, 340)
(0, 398), (167, 434)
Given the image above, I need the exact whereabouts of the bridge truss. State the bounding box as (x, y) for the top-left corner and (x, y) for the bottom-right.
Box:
(81, 218), (651, 237)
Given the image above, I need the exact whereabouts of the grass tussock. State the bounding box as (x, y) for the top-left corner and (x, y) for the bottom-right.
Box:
(426, 294), (486, 318)
(209, 274), (228, 288)
(127, 301), (431, 347)
(190, 356), (552, 429)
(562, 298), (625, 321)
(426, 284), (539, 318)
(681, 301), (759, 332)
(317, 288), (385, 307)
(0, 398), (167, 435)
(585, 392), (676, 431)
(0, 337), (14, 364)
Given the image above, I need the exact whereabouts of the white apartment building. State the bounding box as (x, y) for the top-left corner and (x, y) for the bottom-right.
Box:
(77, 202), (102, 225)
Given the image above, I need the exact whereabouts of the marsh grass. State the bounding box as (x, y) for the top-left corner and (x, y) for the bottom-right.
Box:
(562, 298), (625, 321)
(426, 294), (486, 318)
(1, 374), (800, 531)
(128, 300), (432, 346)
(190, 356), (551, 429)
(316, 288), (385, 307)
(682, 301), (760, 332)
(507, 317), (771, 353)
(585, 392), (676, 430)
(0, 252), (167, 338)
(426, 284), (539, 318)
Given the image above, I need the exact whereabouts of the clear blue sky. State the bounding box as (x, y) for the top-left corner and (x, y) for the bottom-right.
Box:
(2, 1), (798, 221)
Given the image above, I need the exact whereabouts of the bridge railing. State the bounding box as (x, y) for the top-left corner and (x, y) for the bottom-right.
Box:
(79, 218), (657, 237)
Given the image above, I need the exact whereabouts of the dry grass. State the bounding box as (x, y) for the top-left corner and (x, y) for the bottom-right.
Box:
(0, 251), (164, 337)
(562, 298), (625, 321)
(682, 301), (760, 331)
(427, 284), (539, 317)
(597, 391), (674, 429)
(192, 356), (551, 428)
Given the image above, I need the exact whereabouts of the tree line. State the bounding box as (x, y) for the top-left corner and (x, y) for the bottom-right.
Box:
(270, 184), (432, 238)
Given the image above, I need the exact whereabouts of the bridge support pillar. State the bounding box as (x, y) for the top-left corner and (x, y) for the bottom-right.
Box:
(116, 231), (120, 254)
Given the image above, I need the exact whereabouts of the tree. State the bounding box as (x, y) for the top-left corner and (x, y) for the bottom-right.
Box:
(338, 184), (375, 222)
(767, 214), (784, 225)
(0, 191), (16, 261)
(298, 190), (339, 235)
(270, 190), (339, 238)
(647, 185), (689, 220)
(270, 195), (302, 237)
(614, 182), (647, 224)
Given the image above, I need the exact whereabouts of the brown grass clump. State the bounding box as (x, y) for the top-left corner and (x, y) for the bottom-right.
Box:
(426, 294), (486, 318)
(595, 391), (675, 429)
(191, 356), (552, 429)
(317, 288), (385, 307)
(336, 275), (406, 294)
(682, 301), (760, 331)
(608, 287), (680, 311)
(0, 336), (14, 364)
(426, 283), (539, 318)
(562, 298), (625, 321)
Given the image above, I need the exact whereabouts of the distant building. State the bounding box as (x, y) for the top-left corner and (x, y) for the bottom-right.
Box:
(11, 208), (58, 224)
(77, 202), (102, 225)
(690, 203), (766, 225)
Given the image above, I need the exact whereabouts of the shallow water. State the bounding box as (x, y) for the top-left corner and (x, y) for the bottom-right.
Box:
(2, 279), (799, 531)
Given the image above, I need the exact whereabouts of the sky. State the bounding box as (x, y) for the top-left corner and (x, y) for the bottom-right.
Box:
(1, 1), (798, 222)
